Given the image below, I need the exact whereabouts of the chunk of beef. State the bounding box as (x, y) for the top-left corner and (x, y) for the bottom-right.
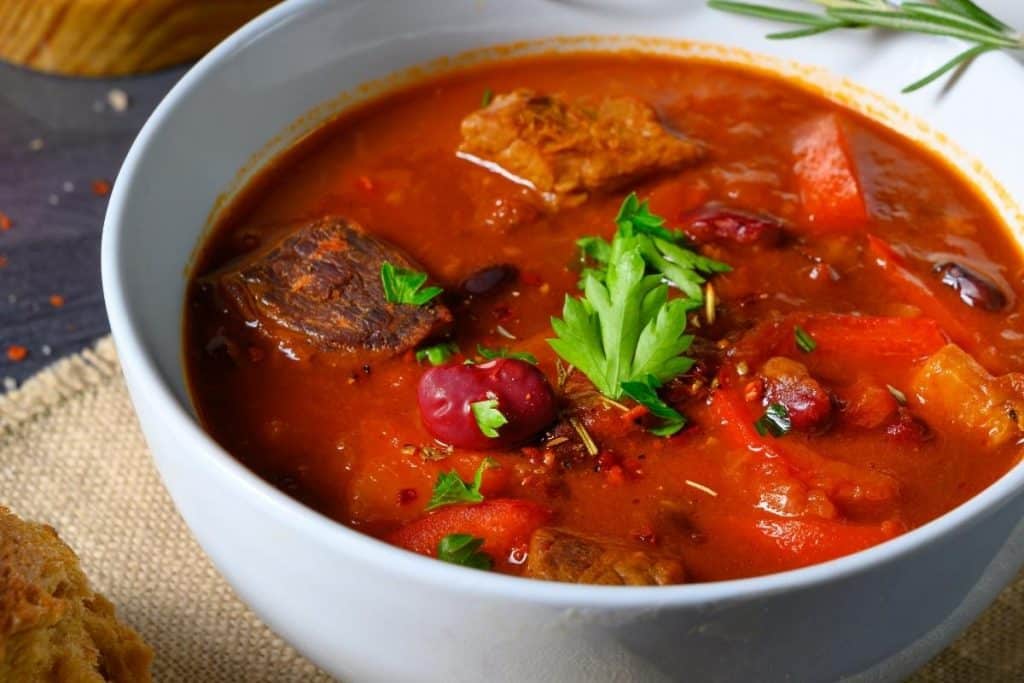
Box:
(213, 216), (452, 354)
(525, 528), (685, 586)
(759, 357), (834, 431)
(459, 89), (704, 208)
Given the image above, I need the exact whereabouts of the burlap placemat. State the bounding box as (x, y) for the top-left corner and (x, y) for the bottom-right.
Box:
(0, 337), (1020, 682)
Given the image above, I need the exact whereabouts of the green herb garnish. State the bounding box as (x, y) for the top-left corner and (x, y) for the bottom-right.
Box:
(470, 398), (509, 438)
(707, 0), (1021, 93)
(794, 325), (817, 353)
(481, 88), (494, 107)
(754, 403), (792, 437)
(426, 458), (496, 510)
(551, 194), (721, 399)
(476, 344), (538, 365)
(577, 192), (730, 301)
(437, 534), (493, 570)
(416, 342), (459, 366)
(380, 262), (443, 306)
(621, 374), (687, 437)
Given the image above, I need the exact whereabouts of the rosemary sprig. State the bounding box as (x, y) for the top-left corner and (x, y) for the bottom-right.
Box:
(707, 0), (1023, 92)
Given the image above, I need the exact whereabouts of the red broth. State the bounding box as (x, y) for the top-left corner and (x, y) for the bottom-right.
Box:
(185, 54), (1024, 583)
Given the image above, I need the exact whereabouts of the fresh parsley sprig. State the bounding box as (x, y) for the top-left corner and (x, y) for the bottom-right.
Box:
(578, 193), (730, 301)
(550, 220), (700, 399)
(426, 458), (496, 510)
(707, 0), (1022, 93)
(380, 262), (443, 305)
(621, 374), (688, 436)
(438, 533), (492, 570)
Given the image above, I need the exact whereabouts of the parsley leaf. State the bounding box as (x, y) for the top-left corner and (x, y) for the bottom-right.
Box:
(416, 342), (459, 366)
(476, 344), (537, 365)
(470, 398), (509, 438)
(481, 88), (494, 107)
(550, 229), (697, 398)
(576, 192), (730, 301)
(437, 534), (492, 570)
(794, 325), (817, 353)
(615, 192), (678, 241)
(380, 262), (443, 306)
(620, 374), (687, 436)
(754, 403), (791, 438)
(426, 458), (496, 510)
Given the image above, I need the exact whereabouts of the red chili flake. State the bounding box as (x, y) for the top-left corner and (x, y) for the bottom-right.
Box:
(356, 175), (375, 192)
(605, 465), (625, 486)
(397, 488), (418, 505)
(48, 294), (65, 308)
(622, 404), (649, 424)
(0, 255), (7, 268)
(519, 270), (543, 286)
(247, 346), (265, 363)
(91, 179), (111, 196)
(0, 212), (11, 231)
(6, 345), (28, 362)
(631, 525), (657, 545)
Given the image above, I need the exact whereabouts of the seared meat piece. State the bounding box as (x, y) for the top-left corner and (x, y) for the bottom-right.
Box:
(525, 528), (685, 585)
(759, 357), (834, 432)
(459, 89), (704, 208)
(214, 216), (452, 354)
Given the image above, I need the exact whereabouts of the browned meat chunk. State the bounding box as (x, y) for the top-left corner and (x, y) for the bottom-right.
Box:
(525, 528), (685, 585)
(459, 89), (704, 208)
(214, 216), (452, 354)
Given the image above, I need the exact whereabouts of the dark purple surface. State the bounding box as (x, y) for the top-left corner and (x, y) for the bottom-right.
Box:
(0, 61), (188, 389)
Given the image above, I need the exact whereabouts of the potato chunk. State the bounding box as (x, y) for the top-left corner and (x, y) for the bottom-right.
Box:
(911, 344), (1024, 447)
(525, 528), (685, 585)
(459, 89), (704, 208)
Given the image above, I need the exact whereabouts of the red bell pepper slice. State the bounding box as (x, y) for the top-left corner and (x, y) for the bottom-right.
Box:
(792, 114), (868, 231)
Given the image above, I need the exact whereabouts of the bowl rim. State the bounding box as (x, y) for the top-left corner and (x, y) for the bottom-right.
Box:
(102, 0), (1024, 607)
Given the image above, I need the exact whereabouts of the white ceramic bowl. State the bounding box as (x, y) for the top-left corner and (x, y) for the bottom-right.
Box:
(102, 1), (1024, 680)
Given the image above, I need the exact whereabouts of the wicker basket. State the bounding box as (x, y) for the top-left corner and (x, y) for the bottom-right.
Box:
(0, 0), (278, 77)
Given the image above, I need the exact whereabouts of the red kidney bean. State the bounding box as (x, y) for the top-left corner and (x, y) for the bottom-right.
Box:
(683, 204), (786, 246)
(760, 357), (833, 431)
(934, 261), (1008, 312)
(418, 358), (557, 449)
(460, 264), (517, 296)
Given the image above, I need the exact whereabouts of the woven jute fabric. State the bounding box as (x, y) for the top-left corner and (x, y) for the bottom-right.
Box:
(0, 337), (1021, 682)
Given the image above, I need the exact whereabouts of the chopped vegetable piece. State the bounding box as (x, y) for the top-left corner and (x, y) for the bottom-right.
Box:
(426, 458), (496, 510)
(759, 357), (833, 431)
(864, 235), (1002, 370)
(839, 376), (899, 430)
(476, 344), (537, 365)
(911, 344), (1024, 447)
(480, 88), (494, 107)
(886, 384), (907, 406)
(793, 325), (816, 353)
(620, 374), (687, 436)
(416, 342), (459, 366)
(790, 313), (947, 360)
(437, 534), (493, 570)
(380, 261), (443, 306)
(388, 499), (550, 565)
(792, 114), (867, 231)
(754, 403), (791, 437)
(470, 398), (509, 438)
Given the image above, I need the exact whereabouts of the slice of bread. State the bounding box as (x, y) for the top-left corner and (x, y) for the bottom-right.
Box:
(0, 507), (152, 682)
